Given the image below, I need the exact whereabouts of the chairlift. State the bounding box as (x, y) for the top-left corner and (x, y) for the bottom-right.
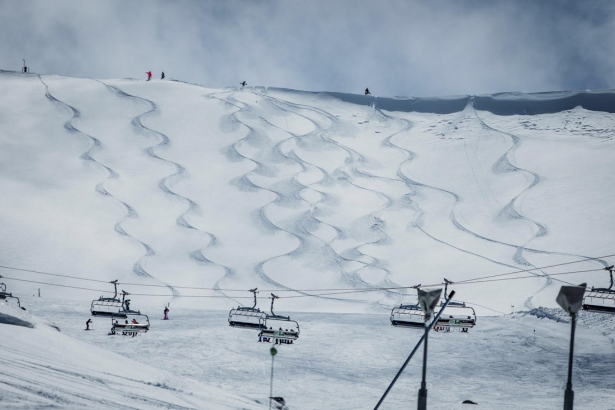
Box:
(582, 265), (615, 314)
(390, 303), (425, 327)
(259, 293), (300, 344)
(433, 301), (476, 332)
(432, 278), (476, 332)
(0, 277), (26, 310)
(228, 288), (267, 329)
(91, 280), (123, 316)
(390, 284), (424, 327)
(108, 290), (149, 336)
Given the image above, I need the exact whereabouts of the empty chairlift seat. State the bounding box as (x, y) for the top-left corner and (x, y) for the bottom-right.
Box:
(390, 304), (426, 328)
(228, 288), (267, 329)
(583, 266), (615, 314)
(91, 280), (123, 316)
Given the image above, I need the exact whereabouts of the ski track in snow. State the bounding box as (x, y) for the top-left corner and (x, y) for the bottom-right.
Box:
(261, 95), (399, 296)
(376, 103), (609, 309)
(95, 80), (207, 298)
(256, 91), (421, 305)
(210, 90), (356, 302)
(470, 101), (610, 305)
(208, 89), (398, 305)
(37, 75), (152, 291)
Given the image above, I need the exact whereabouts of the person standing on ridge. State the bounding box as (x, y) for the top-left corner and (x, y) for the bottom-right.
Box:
(146, 71), (152, 81)
(161, 71), (165, 80)
(163, 306), (169, 320)
(85, 318), (92, 330)
(365, 88), (371, 95)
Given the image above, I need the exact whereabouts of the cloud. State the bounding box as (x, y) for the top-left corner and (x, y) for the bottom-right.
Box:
(1, 0), (614, 97)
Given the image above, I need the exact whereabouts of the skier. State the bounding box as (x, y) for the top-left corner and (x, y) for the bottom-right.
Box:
(131, 318), (139, 324)
(365, 88), (371, 95)
(161, 71), (165, 80)
(85, 318), (92, 330)
(124, 299), (131, 310)
(163, 306), (169, 320)
(146, 71), (152, 81)
(240, 81), (247, 87)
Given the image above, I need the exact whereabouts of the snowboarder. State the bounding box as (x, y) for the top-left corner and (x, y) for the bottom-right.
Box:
(146, 71), (152, 81)
(163, 306), (169, 320)
(161, 71), (165, 80)
(365, 88), (371, 95)
(240, 81), (247, 87)
(85, 318), (92, 330)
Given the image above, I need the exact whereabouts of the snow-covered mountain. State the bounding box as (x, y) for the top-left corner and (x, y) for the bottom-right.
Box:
(2, 70), (613, 314)
(1, 71), (615, 409)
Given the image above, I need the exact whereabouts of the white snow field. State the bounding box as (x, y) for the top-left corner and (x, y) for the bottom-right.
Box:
(0, 70), (615, 408)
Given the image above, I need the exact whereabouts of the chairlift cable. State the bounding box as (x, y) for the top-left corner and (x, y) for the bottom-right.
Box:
(0, 255), (609, 298)
(0, 264), (111, 283)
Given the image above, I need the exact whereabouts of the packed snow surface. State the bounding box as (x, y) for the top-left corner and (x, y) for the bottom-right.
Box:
(0, 71), (614, 408)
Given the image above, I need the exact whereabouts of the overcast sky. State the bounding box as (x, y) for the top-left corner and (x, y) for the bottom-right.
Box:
(1, 0), (614, 97)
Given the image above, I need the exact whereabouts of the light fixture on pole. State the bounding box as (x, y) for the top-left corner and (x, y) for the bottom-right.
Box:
(417, 287), (442, 410)
(269, 345), (277, 410)
(555, 283), (586, 410)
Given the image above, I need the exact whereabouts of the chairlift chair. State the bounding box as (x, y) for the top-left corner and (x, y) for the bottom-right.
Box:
(0, 278), (26, 310)
(259, 294), (300, 344)
(434, 301), (476, 332)
(108, 290), (150, 336)
(91, 280), (123, 316)
(582, 266), (615, 314)
(228, 288), (267, 329)
(390, 284), (424, 328)
(390, 304), (426, 328)
(109, 312), (150, 337)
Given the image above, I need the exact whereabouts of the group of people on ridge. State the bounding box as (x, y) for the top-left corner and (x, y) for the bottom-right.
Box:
(144, 73), (370, 96)
(146, 71), (165, 81)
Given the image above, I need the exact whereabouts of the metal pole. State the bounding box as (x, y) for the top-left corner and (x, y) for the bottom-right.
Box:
(417, 323), (429, 410)
(563, 313), (576, 410)
(374, 291), (455, 410)
(269, 346), (277, 410)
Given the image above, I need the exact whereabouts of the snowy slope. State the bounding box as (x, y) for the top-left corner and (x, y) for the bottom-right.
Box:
(22, 297), (615, 410)
(0, 301), (264, 408)
(1, 70), (614, 315)
(1, 70), (615, 409)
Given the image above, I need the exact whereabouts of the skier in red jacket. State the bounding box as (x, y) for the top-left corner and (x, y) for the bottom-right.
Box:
(146, 71), (152, 81)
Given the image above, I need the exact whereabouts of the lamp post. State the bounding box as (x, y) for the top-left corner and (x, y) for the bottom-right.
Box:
(269, 346), (277, 410)
(555, 283), (586, 410)
(417, 288), (442, 410)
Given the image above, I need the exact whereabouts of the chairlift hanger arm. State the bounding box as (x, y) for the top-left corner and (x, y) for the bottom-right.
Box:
(270, 293), (279, 316)
(250, 288), (259, 309)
